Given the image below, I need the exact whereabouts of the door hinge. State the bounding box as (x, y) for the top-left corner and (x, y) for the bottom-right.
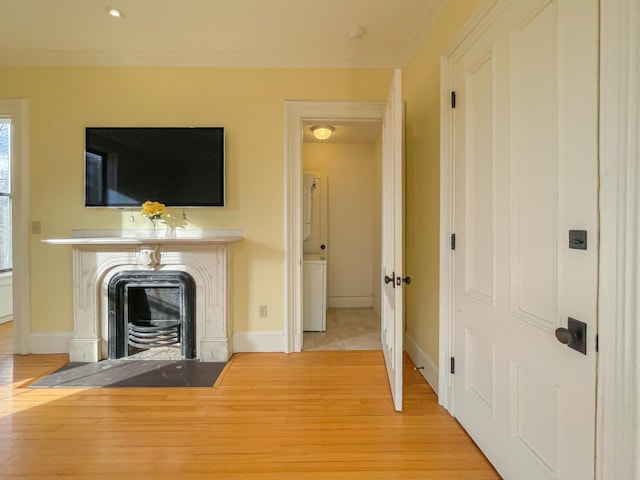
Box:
(450, 357), (455, 374)
(450, 233), (456, 250)
(451, 91), (456, 108)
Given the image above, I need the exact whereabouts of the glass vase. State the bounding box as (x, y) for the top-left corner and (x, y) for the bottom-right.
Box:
(149, 219), (159, 237)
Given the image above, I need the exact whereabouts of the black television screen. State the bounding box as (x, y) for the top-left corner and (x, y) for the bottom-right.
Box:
(85, 127), (225, 207)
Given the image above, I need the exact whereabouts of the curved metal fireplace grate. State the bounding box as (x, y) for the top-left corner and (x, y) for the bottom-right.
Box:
(128, 321), (181, 349)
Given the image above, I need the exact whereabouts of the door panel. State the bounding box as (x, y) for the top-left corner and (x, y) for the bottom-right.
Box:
(464, 327), (495, 413)
(452, 1), (598, 479)
(465, 53), (496, 306)
(510, 2), (559, 328)
(509, 359), (559, 475)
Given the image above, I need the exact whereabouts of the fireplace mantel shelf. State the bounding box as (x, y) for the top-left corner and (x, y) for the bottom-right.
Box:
(42, 229), (244, 245)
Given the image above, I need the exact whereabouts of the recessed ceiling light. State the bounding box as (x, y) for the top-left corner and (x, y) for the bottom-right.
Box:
(106, 6), (124, 18)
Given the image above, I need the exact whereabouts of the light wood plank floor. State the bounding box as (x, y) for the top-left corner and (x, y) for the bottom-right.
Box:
(0, 322), (500, 479)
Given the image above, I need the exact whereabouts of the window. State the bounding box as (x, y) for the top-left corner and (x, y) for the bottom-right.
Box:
(0, 120), (11, 273)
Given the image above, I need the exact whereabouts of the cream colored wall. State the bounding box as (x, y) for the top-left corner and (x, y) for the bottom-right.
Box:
(303, 142), (378, 307)
(403, 1), (481, 366)
(0, 67), (391, 335)
(0, 273), (11, 323)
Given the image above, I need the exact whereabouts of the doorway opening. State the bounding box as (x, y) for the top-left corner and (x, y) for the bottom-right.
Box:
(0, 100), (28, 357)
(300, 120), (383, 351)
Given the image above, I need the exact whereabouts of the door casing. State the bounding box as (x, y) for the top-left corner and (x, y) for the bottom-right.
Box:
(283, 101), (385, 352)
(0, 99), (29, 355)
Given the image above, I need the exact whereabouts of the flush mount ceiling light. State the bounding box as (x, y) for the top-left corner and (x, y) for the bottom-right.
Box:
(106, 6), (125, 18)
(311, 126), (335, 141)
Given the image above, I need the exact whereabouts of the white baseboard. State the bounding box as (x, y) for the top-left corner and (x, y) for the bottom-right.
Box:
(30, 332), (73, 354)
(405, 332), (439, 395)
(0, 313), (12, 325)
(372, 296), (381, 317)
(233, 331), (285, 352)
(328, 295), (372, 308)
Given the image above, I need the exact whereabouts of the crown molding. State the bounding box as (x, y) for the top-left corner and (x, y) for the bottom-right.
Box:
(0, 49), (402, 69)
(399, 0), (448, 67)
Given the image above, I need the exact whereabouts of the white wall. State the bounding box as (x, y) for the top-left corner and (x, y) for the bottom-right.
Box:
(0, 272), (12, 323)
(303, 142), (379, 308)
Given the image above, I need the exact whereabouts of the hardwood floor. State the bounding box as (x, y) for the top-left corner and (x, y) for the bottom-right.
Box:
(0, 322), (500, 479)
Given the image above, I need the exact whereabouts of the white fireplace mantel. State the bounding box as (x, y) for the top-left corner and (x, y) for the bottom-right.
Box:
(43, 229), (244, 245)
(43, 229), (243, 363)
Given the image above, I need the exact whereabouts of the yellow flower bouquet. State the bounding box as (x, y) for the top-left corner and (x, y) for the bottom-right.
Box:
(140, 201), (166, 236)
(141, 200), (166, 220)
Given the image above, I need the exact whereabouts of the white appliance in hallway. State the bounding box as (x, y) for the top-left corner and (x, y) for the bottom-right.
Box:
(303, 254), (326, 331)
(302, 171), (327, 332)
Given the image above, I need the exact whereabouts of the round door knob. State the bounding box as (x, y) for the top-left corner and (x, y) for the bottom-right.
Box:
(555, 327), (574, 345)
(320, 244), (326, 250)
(384, 275), (394, 284)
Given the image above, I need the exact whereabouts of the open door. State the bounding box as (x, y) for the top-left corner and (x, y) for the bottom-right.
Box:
(381, 69), (404, 412)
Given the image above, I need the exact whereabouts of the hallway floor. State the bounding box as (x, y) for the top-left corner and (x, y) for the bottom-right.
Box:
(303, 307), (382, 351)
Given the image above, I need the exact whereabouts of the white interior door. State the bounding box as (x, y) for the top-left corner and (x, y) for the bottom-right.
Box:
(381, 69), (404, 412)
(451, 1), (598, 478)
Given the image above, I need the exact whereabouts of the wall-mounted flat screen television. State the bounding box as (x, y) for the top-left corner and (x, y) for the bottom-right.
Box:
(85, 127), (225, 207)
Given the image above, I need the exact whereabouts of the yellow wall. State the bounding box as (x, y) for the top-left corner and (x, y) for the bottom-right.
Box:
(403, 1), (481, 366)
(0, 67), (391, 334)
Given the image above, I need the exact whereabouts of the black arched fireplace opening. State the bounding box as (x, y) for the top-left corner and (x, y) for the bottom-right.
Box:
(108, 270), (196, 360)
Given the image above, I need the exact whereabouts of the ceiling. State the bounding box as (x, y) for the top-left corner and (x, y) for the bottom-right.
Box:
(0, 0), (446, 68)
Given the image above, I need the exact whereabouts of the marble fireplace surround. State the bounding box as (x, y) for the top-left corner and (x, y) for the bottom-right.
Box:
(43, 230), (243, 363)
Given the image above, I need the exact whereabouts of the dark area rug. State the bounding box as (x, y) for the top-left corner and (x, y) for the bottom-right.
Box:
(30, 360), (226, 388)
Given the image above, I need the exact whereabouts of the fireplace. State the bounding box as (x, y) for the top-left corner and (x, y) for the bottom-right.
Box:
(108, 271), (196, 359)
(43, 230), (242, 363)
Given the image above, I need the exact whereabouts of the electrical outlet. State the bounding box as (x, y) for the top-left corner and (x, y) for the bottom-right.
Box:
(259, 305), (268, 318)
